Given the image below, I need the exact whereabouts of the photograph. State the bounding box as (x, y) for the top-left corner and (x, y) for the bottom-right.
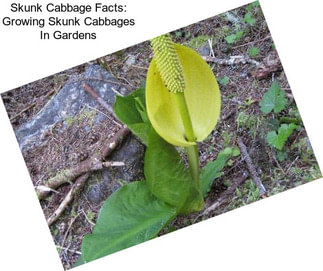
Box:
(1, 1), (321, 269)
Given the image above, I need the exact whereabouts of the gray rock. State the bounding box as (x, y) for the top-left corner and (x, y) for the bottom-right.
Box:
(14, 63), (146, 205)
(87, 181), (107, 205)
(15, 64), (128, 152)
(198, 42), (211, 57)
(87, 134), (145, 204)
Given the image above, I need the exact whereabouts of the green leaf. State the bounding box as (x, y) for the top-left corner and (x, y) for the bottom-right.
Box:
(276, 150), (288, 162)
(200, 147), (238, 196)
(114, 87), (151, 144)
(218, 76), (230, 86)
(128, 123), (151, 144)
(266, 123), (298, 150)
(260, 80), (287, 114)
(235, 31), (244, 40)
(144, 129), (203, 213)
(114, 87), (145, 124)
(248, 47), (259, 58)
(225, 31), (243, 44)
(232, 146), (241, 156)
(175, 31), (183, 37)
(244, 12), (256, 26)
(225, 34), (236, 44)
(81, 181), (177, 263)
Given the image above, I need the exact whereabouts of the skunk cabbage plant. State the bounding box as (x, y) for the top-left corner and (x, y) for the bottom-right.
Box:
(78, 34), (229, 266)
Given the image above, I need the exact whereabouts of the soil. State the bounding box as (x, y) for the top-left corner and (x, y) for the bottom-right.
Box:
(1, 2), (321, 269)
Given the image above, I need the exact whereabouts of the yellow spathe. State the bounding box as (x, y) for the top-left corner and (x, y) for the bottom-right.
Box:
(146, 44), (221, 147)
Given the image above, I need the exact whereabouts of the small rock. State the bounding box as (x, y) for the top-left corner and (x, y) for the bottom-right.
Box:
(87, 183), (106, 205)
(198, 42), (211, 57)
(123, 55), (136, 72)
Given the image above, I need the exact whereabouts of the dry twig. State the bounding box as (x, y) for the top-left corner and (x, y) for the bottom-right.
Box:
(83, 83), (114, 115)
(232, 35), (272, 49)
(237, 137), (267, 197)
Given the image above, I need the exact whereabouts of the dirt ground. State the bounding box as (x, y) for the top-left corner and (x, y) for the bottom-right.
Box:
(1, 2), (321, 269)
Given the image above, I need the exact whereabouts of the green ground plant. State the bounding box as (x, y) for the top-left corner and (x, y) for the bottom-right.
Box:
(260, 80), (298, 151)
(248, 47), (259, 58)
(218, 76), (230, 86)
(225, 30), (244, 44)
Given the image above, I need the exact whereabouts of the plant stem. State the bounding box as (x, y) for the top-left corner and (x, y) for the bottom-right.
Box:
(186, 144), (200, 186)
(174, 93), (200, 185)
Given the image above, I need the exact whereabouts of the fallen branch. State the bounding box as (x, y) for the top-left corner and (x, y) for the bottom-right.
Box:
(47, 174), (89, 226)
(36, 83), (130, 199)
(83, 83), (114, 115)
(237, 137), (267, 197)
(36, 127), (129, 199)
(45, 128), (128, 224)
(195, 171), (249, 222)
(30, 80), (134, 228)
(202, 55), (260, 66)
(41, 83), (131, 225)
(252, 51), (282, 79)
(99, 126), (130, 158)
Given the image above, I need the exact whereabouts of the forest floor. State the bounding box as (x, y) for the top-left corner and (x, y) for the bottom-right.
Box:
(2, 2), (321, 269)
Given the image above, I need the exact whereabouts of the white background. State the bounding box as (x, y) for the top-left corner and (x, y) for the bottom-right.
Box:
(0, 0), (322, 270)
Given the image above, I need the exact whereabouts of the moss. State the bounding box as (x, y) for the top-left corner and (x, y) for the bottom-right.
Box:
(187, 35), (212, 49)
(64, 108), (97, 127)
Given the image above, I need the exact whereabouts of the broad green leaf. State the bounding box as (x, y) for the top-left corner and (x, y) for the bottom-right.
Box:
(114, 87), (145, 124)
(128, 123), (151, 145)
(260, 80), (287, 114)
(81, 181), (177, 263)
(200, 147), (239, 196)
(144, 129), (204, 214)
(146, 44), (221, 147)
(266, 123), (298, 150)
(114, 87), (151, 144)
